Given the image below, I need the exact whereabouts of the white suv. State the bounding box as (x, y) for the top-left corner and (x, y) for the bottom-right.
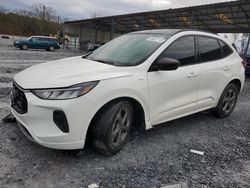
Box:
(11, 29), (245, 155)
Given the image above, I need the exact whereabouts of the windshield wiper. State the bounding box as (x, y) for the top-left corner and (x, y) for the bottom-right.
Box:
(93, 59), (115, 65)
(81, 51), (92, 58)
(82, 56), (116, 66)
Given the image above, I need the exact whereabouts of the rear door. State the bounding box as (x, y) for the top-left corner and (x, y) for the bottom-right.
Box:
(148, 35), (201, 125)
(196, 35), (234, 109)
(38, 38), (50, 49)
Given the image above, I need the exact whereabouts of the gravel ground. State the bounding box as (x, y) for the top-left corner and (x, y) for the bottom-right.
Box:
(0, 37), (250, 188)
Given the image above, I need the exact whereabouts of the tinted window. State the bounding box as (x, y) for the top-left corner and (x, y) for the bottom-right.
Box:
(38, 38), (56, 42)
(38, 38), (47, 41)
(219, 40), (233, 57)
(159, 36), (196, 66)
(31, 37), (39, 41)
(198, 36), (221, 62)
(47, 38), (56, 42)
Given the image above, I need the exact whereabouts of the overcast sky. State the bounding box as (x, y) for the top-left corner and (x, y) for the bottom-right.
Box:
(1, 0), (234, 21)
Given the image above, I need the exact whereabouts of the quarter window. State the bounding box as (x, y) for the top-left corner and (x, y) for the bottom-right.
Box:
(218, 40), (233, 57)
(158, 36), (196, 66)
(198, 36), (221, 62)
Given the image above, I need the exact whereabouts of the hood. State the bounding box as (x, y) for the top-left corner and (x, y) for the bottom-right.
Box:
(14, 56), (136, 89)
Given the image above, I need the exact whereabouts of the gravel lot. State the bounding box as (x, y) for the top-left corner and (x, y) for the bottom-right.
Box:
(0, 37), (250, 188)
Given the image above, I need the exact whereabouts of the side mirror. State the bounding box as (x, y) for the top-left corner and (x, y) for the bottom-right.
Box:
(154, 58), (180, 71)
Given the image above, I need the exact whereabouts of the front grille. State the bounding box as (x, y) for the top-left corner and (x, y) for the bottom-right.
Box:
(11, 82), (28, 114)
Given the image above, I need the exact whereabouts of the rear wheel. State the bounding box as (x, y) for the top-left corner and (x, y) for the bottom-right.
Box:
(48, 45), (55, 51)
(92, 100), (133, 155)
(213, 83), (238, 118)
(21, 44), (28, 50)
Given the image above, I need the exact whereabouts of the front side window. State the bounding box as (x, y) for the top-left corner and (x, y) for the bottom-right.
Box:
(31, 37), (39, 42)
(198, 36), (221, 62)
(86, 33), (172, 66)
(158, 36), (196, 66)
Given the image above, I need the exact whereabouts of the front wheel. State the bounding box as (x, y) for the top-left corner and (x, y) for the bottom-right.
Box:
(213, 83), (238, 118)
(91, 100), (133, 155)
(21, 44), (28, 50)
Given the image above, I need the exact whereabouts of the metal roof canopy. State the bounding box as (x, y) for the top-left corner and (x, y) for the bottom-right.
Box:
(64, 0), (250, 34)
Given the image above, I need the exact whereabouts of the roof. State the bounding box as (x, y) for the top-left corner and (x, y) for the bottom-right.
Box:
(130, 29), (218, 36)
(131, 29), (181, 35)
(31, 36), (57, 39)
(65, 0), (250, 33)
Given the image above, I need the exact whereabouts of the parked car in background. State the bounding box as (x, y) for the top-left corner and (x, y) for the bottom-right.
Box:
(87, 42), (105, 51)
(87, 43), (101, 51)
(245, 56), (250, 76)
(13, 36), (60, 51)
(11, 29), (245, 155)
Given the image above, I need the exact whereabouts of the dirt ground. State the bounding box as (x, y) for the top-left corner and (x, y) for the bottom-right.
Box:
(0, 37), (250, 188)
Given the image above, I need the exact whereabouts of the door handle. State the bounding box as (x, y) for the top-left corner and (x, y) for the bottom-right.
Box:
(187, 72), (198, 78)
(223, 66), (231, 71)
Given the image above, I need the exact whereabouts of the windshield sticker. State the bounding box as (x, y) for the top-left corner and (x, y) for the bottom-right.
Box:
(146, 37), (166, 43)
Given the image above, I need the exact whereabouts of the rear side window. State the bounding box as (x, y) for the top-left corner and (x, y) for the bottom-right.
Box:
(38, 38), (56, 42)
(49, 38), (57, 42)
(159, 36), (196, 66)
(38, 38), (48, 41)
(198, 36), (221, 62)
(218, 40), (233, 57)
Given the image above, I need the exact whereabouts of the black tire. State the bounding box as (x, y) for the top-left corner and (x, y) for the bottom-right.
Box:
(213, 83), (238, 118)
(21, 44), (28, 50)
(92, 100), (133, 155)
(48, 45), (55, 51)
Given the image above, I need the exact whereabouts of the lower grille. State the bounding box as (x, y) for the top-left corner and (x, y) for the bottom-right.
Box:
(11, 82), (28, 114)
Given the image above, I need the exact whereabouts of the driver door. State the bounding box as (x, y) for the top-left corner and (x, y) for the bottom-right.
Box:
(30, 37), (41, 49)
(148, 35), (200, 125)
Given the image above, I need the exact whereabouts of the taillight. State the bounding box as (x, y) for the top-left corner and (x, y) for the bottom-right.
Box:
(241, 60), (247, 68)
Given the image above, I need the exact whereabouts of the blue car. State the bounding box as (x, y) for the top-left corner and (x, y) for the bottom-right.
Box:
(13, 36), (60, 51)
(245, 57), (250, 76)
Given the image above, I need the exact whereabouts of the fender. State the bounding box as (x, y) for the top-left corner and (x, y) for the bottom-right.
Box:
(80, 88), (152, 142)
(216, 76), (244, 105)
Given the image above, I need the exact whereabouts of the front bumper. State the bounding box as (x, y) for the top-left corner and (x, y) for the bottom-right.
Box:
(13, 43), (19, 48)
(11, 91), (95, 150)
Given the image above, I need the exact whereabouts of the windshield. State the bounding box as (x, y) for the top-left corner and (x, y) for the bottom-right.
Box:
(86, 33), (170, 66)
(27, 36), (33, 40)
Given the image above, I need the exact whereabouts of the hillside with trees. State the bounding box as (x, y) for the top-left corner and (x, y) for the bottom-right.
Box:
(0, 4), (62, 36)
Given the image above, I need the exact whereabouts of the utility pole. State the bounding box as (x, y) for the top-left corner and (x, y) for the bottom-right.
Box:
(42, 5), (45, 35)
(57, 16), (60, 30)
(57, 16), (60, 38)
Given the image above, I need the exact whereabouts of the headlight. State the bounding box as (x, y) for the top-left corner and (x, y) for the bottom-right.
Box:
(31, 81), (99, 100)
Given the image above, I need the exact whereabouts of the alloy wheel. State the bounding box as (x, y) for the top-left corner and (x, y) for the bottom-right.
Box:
(222, 88), (237, 114)
(111, 104), (131, 147)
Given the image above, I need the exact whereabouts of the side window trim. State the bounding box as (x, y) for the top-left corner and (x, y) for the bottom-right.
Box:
(217, 39), (225, 58)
